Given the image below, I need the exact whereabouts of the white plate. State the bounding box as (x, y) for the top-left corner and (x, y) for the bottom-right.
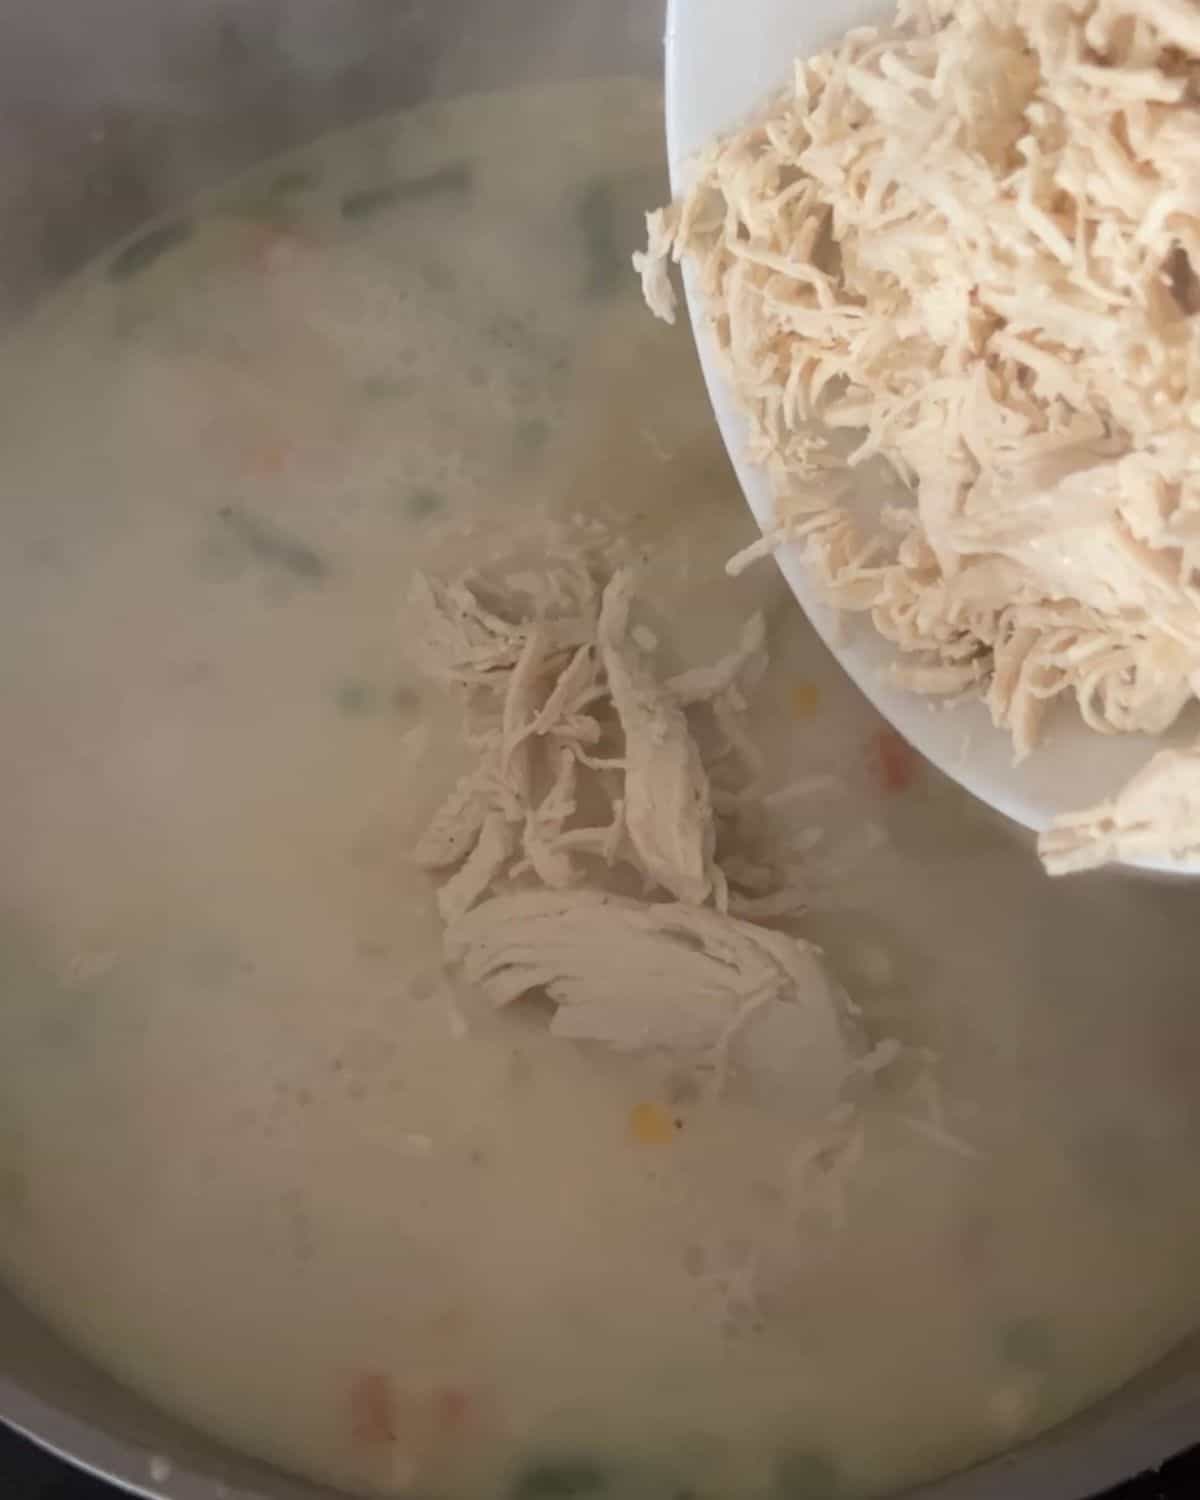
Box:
(663, 0), (1193, 874)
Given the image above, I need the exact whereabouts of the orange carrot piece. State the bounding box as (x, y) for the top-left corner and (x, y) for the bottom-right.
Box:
(350, 1370), (398, 1446)
(244, 438), (292, 476)
(433, 1386), (471, 1432)
(868, 726), (920, 795)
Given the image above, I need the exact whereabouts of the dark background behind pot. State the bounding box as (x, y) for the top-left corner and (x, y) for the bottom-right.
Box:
(3, 1423), (1200, 1499)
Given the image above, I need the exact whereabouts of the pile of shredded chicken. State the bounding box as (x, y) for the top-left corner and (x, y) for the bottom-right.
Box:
(636, 0), (1200, 871)
(407, 556), (861, 1104)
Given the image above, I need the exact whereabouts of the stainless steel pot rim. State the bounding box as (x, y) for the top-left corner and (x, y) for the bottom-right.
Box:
(5, 1337), (1200, 1500)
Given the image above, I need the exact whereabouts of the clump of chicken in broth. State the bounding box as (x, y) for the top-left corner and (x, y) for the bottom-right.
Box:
(1, 77), (1199, 1500)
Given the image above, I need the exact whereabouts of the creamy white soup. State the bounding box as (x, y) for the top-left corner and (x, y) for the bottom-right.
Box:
(1, 76), (1199, 1500)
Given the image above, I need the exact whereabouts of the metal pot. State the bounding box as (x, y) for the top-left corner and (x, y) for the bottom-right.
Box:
(0, 3), (1197, 1497)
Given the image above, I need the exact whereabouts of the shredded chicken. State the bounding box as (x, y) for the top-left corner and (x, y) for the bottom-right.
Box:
(407, 559), (796, 915)
(406, 554), (867, 1086)
(444, 889), (851, 1108)
(409, 565), (597, 695)
(405, 552), (978, 1190)
(639, 0), (1200, 866)
(413, 756), (500, 870)
(436, 812), (515, 925)
(1039, 735), (1200, 873)
(597, 569), (717, 904)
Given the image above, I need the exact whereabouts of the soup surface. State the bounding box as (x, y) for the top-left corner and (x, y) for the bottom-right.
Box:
(2, 76), (1200, 1500)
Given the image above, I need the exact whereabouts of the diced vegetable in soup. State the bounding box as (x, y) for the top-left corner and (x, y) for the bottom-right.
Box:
(0, 75), (1199, 1500)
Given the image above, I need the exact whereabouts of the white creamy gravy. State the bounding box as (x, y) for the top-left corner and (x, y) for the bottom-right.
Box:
(0, 78), (1198, 1500)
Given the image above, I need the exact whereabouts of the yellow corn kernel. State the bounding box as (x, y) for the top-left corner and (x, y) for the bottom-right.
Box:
(629, 1101), (675, 1146)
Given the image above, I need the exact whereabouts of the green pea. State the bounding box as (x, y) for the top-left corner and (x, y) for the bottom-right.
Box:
(404, 488), (444, 521)
(576, 179), (624, 299)
(217, 507), (329, 582)
(108, 219), (194, 282)
(514, 417), (550, 459)
(340, 161), (472, 221)
(270, 166), (319, 197)
(575, 167), (665, 300)
(773, 1450), (843, 1498)
(335, 679), (378, 717)
(510, 1457), (611, 1499)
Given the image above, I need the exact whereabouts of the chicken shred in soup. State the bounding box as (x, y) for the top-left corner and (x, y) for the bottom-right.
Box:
(1, 77), (1199, 1500)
